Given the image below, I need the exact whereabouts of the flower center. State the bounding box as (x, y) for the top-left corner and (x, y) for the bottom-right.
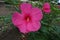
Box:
(25, 15), (31, 22)
(26, 17), (30, 22)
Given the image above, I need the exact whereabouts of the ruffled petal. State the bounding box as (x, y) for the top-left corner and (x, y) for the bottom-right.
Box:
(31, 8), (43, 21)
(20, 3), (32, 13)
(43, 2), (50, 8)
(44, 9), (51, 13)
(12, 12), (23, 26)
(18, 23), (29, 34)
(27, 22), (41, 32)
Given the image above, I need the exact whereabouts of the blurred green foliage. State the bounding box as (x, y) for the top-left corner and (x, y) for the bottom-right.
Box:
(3, 0), (20, 5)
(0, 0), (60, 40)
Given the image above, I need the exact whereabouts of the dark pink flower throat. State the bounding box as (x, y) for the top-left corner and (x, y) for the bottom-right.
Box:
(24, 15), (31, 22)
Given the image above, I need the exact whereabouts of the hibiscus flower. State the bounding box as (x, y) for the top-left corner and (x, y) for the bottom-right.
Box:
(12, 3), (43, 34)
(42, 2), (51, 13)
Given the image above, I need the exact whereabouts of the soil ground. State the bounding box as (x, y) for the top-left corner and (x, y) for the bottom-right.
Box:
(0, 4), (21, 40)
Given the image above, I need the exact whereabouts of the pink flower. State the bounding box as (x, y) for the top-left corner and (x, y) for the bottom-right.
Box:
(42, 2), (51, 13)
(12, 3), (43, 34)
